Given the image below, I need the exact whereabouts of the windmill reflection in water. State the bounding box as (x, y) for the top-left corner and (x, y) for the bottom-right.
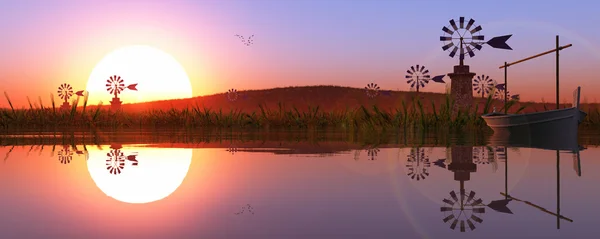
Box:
(435, 145), (580, 232)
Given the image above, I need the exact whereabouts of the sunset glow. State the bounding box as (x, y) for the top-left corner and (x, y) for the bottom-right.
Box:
(0, 1), (599, 108)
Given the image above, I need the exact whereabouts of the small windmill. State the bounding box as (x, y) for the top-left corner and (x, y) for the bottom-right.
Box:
(365, 83), (380, 98)
(57, 83), (84, 110)
(473, 75), (495, 98)
(406, 147), (431, 181)
(366, 147), (380, 160)
(57, 145), (73, 164)
(106, 144), (138, 175)
(493, 83), (510, 101)
(406, 65), (446, 93)
(106, 75), (138, 111)
(227, 88), (238, 102)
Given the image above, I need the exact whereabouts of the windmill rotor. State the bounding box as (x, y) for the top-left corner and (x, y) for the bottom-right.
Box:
(106, 148), (126, 175)
(405, 65), (432, 93)
(366, 147), (380, 160)
(106, 75), (125, 96)
(57, 145), (73, 164)
(227, 88), (239, 102)
(473, 74), (495, 98)
(365, 83), (380, 98)
(440, 17), (512, 65)
(441, 190), (486, 232)
(406, 147), (431, 181)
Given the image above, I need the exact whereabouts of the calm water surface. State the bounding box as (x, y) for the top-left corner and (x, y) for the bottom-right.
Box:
(0, 130), (598, 239)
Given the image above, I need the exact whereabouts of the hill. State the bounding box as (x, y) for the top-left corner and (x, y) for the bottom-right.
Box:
(108, 85), (598, 114)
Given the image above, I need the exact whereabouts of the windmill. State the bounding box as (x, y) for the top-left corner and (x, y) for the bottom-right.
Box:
(227, 88), (239, 102)
(439, 17), (512, 114)
(473, 75), (495, 98)
(406, 147), (431, 181)
(365, 83), (380, 98)
(106, 144), (138, 175)
(57, 83), (84, 110)
(494, 83), (510, 101)
(366, 147), (380, 161)
(441, 190), (486, 232)
(440, 17), (512, 66)
(57, 145), (73, 164)
(106, 75), (138, 111)
(235, 34), (254, 46)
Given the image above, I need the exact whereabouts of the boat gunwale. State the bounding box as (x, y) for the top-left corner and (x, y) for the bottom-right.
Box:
(481, 107), (579, 119)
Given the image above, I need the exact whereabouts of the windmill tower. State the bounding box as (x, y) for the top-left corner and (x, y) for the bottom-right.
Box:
(106, 75), (138, 111)
(439, 17), (512, 115)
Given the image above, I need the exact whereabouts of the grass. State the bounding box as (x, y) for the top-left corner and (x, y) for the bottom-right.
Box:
(1, 90), (598, 132)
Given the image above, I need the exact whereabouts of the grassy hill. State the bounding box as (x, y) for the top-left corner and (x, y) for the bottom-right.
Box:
(106, 85), (597, 114)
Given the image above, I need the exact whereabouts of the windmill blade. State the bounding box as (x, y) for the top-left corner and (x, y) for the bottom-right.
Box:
(423, 69), (429, 74)
(442, 26), (454, 35)
(440, 36), (452, 41)
(449, 19), (458, 31)
(450, 191), (459, 201)
(405, 75), (413, 79)
(411, 66), (416, 72)
(450, 219), (458, 230)
(470, 42), (483, 51)
(459, 17), (465, 28)
(470, 214), (483, 223)
(416, 65), (420, 71)
(442, 42), (454, 51)
(487, 35), (513, 50)
(472, 35), (485, 41)
(467, 219), (476, 231)
(466, 18), (475, 30)
(466, 45), (475, 57)
(449, 46), (458, 57)
(460, 221), (466, 232)
(470, 25), (483, 34)
(406, 70), (413, 74)
(466, 191), (476, 203)
(487, 199), (514, 214)
(443, 214), (455, 223)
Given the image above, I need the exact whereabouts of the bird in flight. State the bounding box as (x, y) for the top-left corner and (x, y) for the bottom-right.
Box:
(235, 34), (254, 46)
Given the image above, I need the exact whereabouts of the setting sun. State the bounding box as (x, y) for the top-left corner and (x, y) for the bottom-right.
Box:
(86, 45), (193, 106)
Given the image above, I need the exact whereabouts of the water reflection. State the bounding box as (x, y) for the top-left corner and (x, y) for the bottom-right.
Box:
(87, 145), (192, 204)
(105, 144), (138, 175)
(406, 147), (431, 181)
(0, 131), (597, 238)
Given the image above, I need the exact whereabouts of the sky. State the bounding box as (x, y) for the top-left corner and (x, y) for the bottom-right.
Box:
(1, 0), (600, 108)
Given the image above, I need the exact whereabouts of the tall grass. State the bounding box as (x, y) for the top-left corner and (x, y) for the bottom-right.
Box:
(1, 91), (597, 132)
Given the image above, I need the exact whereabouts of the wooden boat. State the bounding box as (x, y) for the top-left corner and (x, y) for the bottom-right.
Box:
(481, 86), (587, 142)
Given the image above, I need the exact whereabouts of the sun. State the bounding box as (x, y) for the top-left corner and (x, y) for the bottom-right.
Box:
(87, 145), (193, 204)
(86, 45), (192, 105)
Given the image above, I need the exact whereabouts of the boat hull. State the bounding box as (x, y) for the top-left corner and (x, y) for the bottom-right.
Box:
(481, 107), (585, 149)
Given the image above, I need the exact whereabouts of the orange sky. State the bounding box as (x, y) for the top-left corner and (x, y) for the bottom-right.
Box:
(1, 1), (600, 108)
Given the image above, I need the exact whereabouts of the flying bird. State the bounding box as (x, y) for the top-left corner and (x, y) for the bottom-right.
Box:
(235, 34), (254, 46)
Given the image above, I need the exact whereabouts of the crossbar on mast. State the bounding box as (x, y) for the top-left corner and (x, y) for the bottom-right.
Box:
(499, 44), (572, 69)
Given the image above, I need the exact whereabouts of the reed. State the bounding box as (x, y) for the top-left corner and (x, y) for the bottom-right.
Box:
(1, 92), (598, 132)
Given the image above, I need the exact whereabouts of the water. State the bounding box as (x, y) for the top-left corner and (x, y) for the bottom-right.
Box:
(0, 130), (598, 239)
